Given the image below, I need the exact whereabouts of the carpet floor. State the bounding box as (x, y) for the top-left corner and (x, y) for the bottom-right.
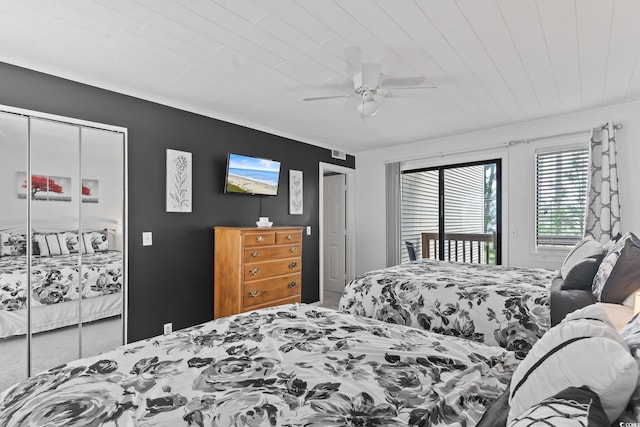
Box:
(0, 316), (122, 393)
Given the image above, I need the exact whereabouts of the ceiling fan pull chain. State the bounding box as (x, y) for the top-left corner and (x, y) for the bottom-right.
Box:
(361, 95), (366, 131)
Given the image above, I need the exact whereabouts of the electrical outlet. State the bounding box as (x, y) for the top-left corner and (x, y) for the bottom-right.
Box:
(163, 322), (172, 335)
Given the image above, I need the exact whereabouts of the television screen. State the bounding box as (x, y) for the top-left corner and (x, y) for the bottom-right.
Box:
(224, 153), (281, 196)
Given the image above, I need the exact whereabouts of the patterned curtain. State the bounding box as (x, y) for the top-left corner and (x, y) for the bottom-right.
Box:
(584, 122), (621, 242)
(385, 162), (401, 267)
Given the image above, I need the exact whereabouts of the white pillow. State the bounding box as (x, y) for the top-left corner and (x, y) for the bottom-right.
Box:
(82, 233), (95, 254)
(507, 304), (637, 424)
(47, 234), (61, 255)
(56, 233), (70, 255)
(560, 237), (603, 279)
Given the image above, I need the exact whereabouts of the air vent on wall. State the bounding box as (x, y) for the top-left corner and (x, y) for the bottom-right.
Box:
(331, 150), (346, 160)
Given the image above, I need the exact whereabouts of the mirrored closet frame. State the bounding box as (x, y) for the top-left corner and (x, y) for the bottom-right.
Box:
(0, 104), (128, 377)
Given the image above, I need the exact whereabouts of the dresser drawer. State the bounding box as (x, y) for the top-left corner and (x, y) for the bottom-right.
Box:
(244, 295), (302, 312)
(244, 258), (301, 280)
(244, 244), (301, 262)
(243, 274), (301, 308)
(275, 230), (302, 244)
(243, 231), (275, 247)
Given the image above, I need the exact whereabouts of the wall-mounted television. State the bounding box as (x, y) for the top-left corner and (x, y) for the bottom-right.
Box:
(224, 153), (281, 196)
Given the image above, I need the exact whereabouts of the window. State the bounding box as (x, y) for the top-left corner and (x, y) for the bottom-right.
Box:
(535, 146), (589, 248)
(400, 160), (501, 264)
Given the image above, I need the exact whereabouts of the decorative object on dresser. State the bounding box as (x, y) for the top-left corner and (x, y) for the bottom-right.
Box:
(214, 226), (303, 318)
(256, 216), (272, 227)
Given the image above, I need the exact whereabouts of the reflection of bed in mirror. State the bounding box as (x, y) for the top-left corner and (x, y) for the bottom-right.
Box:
(0, 219), (123, 338)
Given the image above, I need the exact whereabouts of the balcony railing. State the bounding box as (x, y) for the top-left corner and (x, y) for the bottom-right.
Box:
(421, 232), (497, 264)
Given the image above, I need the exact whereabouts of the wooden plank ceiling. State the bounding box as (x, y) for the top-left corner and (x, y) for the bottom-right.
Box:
(0, 0), (638, 153)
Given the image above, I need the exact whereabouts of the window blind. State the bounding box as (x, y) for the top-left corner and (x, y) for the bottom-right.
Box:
(535, 147), (589, 247)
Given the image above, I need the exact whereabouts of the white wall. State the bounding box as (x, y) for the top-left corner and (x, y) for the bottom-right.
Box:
(355, 100), (640, 275)
(0, 147), (122, 227)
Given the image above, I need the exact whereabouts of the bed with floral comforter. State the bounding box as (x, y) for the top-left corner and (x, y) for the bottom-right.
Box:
(0, 251), (122, 310)
(339, 259), (557, 359)
(0, 250), (122, 337)
(0, 303), (518, 426)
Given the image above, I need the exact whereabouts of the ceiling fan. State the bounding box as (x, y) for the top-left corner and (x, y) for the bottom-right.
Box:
(303, 62), (435, 118)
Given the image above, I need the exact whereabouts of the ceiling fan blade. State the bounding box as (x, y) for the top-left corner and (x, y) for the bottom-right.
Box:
(389, 86), (436, 90)
(303, 95), (351, 101)
(317, 81), (352, 92)
(361, 63), (381, 88)
(344, 46), (362, 77)
(379, 86), (437, 98)
(381, 76), (427, 87)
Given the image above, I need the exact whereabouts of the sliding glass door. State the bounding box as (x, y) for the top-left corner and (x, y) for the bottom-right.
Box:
(401, 159), (501, 264)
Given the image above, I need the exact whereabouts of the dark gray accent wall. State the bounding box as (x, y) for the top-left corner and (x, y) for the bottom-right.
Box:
(0, 62), (355, 342)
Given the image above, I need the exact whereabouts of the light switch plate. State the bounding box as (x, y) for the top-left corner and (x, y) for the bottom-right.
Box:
(142, 232), (153, 246)
(306, 226), (312, 236)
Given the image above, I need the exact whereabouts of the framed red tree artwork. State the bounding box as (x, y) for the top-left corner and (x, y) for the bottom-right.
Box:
(16, 172), (72, 202)
(81, 179), (99, 203)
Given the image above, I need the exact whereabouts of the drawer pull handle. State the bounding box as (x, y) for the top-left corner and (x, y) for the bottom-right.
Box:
(286, 234), (293, 240)
(248, 289), (260, 297)
(288, 281), (297, 289)
(256, 236), (264, 242)
(290, 247), (297, 253)
(288, 262), (297, 269)
(251, 251), (259, 257)
(249, 268), (260, 276)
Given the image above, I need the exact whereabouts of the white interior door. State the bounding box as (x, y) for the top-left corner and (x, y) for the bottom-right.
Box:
(323, 174), (346, 293)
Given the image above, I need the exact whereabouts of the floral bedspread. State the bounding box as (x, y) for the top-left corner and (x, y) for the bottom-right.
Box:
(0, 250), (122, 311)
(0, 304), (517, 426)
(339, 259), (557, 359)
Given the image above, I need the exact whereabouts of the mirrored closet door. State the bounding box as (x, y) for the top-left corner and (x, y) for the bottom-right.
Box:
(0, 106), (126, 392)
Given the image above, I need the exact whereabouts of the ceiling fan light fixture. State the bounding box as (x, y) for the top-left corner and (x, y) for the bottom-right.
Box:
(357, 99), (378, 117)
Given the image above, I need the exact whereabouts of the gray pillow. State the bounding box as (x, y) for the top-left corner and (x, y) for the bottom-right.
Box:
(560, 237), (603, 279)
(595, 235), (640, 303)
(562, 255), (603, 291)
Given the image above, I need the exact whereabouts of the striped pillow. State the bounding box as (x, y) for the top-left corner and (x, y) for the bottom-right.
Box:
(33, 233), (70, 257)
(507, 304), (637, 424)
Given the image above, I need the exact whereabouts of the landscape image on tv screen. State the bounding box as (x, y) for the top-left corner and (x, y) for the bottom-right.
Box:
(225, 153), (281, 196)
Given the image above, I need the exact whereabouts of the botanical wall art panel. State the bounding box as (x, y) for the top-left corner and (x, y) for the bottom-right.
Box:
(166, 149), (192, 213)
(289, 169), (303, 215)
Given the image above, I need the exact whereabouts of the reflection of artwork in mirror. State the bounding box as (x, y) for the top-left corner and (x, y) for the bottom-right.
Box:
(16, 172), (71, 201)
(82, 179), (99, 203)
(166, 149), (192, 213)
(289, 169), (303, 215)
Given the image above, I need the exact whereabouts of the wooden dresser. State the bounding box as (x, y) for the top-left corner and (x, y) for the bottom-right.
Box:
(214, 226), (303, 318)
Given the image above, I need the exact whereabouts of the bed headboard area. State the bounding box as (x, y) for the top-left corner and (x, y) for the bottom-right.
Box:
(0, 217), (122, 252)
